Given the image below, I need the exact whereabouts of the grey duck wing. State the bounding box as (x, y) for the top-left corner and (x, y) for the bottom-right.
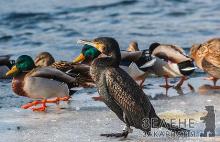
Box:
(104, 67), (153, 130)
(27, 67), (79, 88)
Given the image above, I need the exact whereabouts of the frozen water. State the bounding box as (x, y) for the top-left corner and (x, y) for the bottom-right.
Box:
(1, 76), (220, 141)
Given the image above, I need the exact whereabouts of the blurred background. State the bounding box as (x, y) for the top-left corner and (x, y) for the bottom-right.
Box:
(1, 1), (220, 141)
(0, 0), (220, 60)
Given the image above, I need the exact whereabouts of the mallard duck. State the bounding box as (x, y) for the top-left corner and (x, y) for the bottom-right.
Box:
(0, 55), (15, 79)
(190, 38), (220, 86)
(73, 44), (153, 87)
(73, 45), (101, 65)
(6, 55), (80, 111)
(34, 52), (95, 88)
(34, 52), (55, 67)
(77, 37), (188, 137)
(127, 41), (139, 52)
(147, 42), (195, 91)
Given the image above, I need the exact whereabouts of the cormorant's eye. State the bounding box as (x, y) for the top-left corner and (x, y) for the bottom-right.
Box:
(102, 46), (107, 52)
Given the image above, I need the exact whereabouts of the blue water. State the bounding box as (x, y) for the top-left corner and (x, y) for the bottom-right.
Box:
(1, 1), (220, 140)
(0, 0), (220, 61)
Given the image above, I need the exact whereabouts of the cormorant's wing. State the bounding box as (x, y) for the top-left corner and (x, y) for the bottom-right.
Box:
(27, 67), (76, 84)
(105, 68), (153, 128)
(98, 73), (124, 122)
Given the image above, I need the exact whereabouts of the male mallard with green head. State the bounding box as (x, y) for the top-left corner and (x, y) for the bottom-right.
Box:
(6, 55), (79, 111)
(190, 38), (220, 86)
(73, 45), (101, 65)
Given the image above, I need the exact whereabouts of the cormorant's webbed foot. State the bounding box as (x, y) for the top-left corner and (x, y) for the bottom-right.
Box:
(100, 131), (129, 138)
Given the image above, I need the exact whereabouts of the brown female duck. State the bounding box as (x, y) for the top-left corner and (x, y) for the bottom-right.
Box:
(190, 38), (220, 86)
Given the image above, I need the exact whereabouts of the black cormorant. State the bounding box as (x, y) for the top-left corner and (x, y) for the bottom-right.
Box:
(78, 37), (189, 137)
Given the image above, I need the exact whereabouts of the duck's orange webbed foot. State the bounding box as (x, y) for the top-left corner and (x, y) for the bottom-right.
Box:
(32, 106), (46, 112)
(92, 96), (104, 101)
(21, 100), (42, 109)
(204, 76), (218, 86)
(32, 100), (47, 112)
(59, 96), (71, 101)
(46, 97), (60, 104)
(46, 96), (70, 104)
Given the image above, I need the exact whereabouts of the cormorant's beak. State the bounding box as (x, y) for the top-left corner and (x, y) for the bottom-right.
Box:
(77, 40), (96, 47)
(181, 67), (197, 71)
(6, 65), (19, 76)
(73, 53), (86, 63)
(77, 39), (104, 52)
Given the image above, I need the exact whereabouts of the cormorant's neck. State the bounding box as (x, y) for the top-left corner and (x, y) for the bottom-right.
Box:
(90, 45), (121, 82)
(110, 46), (121, 67)
(91, 44), (121, 68)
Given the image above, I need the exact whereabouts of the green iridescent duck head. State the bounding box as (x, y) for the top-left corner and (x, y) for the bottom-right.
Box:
(73, 45), (101, 63)
(6, 55), (35, 77)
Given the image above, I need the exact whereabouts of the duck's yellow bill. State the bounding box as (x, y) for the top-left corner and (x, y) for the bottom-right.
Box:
(6, 65), (19, 76)
(73, 53), (86, 63)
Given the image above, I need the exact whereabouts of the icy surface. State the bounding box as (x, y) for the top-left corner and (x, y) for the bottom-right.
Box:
(1, 76), (220, 141)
